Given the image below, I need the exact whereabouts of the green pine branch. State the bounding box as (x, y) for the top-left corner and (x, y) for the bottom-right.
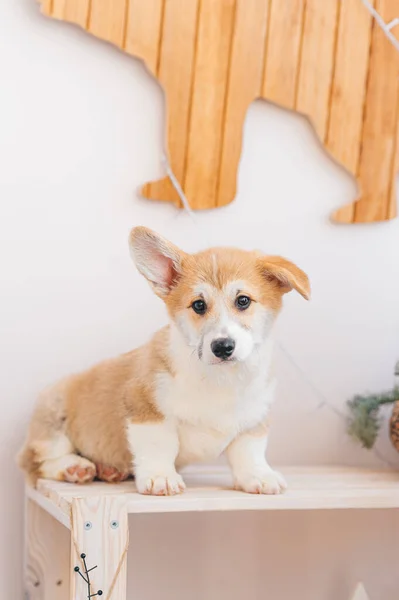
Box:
(347, 389), (399, 449)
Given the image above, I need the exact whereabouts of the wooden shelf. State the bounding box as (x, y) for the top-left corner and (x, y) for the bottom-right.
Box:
(25, 466), (399, 598)
(29, 466), (399, 529)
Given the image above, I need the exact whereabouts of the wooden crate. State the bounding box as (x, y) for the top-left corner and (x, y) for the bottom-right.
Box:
(25, 466), (399, 599)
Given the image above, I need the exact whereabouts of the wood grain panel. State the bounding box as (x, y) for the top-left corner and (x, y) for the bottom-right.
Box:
(38, 0), (399, 222)
(63, 0), (90, 28)
(388, 97), (399, 219)
(329, 0), (375, 223)
(25, 499), (70, 600)
(295, 0), (339, 141)
(142, 0), (200, 206)
(355, 0), (399, 222)
(51, 0), (66, 19)
(28, 475), (399, 600)
(124, 0), (164, 73)
(184, 0), (237, 209)
(262, 0), (305, 110)
(40, 0), (53, 16)
(51, 0), (90, 26)
(217, 0), (270, 207)
(71, 496), (128, 600)
(36, 466), (399, 513)
(88, 0), (127, 48)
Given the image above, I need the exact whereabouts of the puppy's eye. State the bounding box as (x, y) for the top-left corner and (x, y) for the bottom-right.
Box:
(192, 299), (207, 315)
(235, 295), (251, 310)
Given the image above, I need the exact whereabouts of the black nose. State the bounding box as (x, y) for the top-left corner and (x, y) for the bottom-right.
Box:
(211, 338), (236, 360)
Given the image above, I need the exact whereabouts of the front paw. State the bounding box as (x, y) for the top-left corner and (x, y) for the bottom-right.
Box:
(136, 472), (186, 496)
(234, 469), (287, 495)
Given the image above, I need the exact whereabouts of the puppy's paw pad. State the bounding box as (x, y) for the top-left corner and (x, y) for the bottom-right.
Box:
(235, 470), (287, 495)
(96, 464), (129, 483)
(63, 461), (96, 484)
(137, 474), (186, 496)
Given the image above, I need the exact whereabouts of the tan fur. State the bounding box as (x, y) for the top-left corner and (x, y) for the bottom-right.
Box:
(18, 329), (170, 483)
(158, 246), (310, 315)
(17, 446), (43, 486)
(18, 228), (309, 488)
(245, 418), (271, 438)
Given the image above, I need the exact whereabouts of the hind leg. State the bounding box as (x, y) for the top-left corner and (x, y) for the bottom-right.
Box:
(96, 463), (130, 483)
(28, 434), (96, 484)
(41, 451), (96, 483)
(18, 381), (96, 485)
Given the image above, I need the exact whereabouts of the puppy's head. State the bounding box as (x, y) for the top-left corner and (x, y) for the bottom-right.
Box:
(129, 227), (310, 366)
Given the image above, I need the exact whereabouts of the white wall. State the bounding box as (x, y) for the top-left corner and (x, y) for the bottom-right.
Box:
(1, 1), (399, 599)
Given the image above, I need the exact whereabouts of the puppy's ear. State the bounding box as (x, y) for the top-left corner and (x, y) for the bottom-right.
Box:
(258, 256), (310, 300)
(129, 227), (185, 296)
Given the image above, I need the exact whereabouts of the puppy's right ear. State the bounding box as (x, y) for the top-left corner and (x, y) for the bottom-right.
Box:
(129, 227), (185, 297)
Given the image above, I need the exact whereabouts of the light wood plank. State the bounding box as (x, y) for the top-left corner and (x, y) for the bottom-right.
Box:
(36, 467), (399, 515)
(64, 0), (90, 28)
(51, 0), (66, 19)
(329, 0), (375, 223)
(70, 496), (128, 600)
(262, 0), (305, 110)
(217, 0), (270, 207)
(328, 0), (375, 172)
(25, 498), (70, 600)
(48, 0), (90, 28)
(40, 0), (53, 16)
(142, 0), (200, 207)
(388, 96), (399, 219)
(88, 0), (127, 48)
(184, 0), (237, 209)
(296, 0), (338, 141)
(27, 484), (71, 528)
(355, 0), (399, 223)
(124, 0), (164, 74)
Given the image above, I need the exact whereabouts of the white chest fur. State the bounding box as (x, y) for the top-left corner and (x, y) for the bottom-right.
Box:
(155, 352), (276, 466)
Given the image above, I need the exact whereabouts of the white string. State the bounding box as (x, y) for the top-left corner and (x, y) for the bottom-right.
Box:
(161, 154), (212, 247)
(359, 0), (399, 53)
(278, 341), (398, 470)
(277, 342), (347, 420)
(161, 155), (197, 223)
(161, 155), (397, 469)
(387, 17), (399, 32)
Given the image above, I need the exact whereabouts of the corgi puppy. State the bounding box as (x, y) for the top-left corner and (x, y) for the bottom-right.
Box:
(18, 227), (310, 496)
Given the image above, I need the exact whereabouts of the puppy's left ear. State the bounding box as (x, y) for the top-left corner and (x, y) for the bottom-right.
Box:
(258, 256), (311, 300)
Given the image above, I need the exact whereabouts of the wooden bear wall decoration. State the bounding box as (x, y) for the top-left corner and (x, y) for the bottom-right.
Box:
(39, 0), (399, 223)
